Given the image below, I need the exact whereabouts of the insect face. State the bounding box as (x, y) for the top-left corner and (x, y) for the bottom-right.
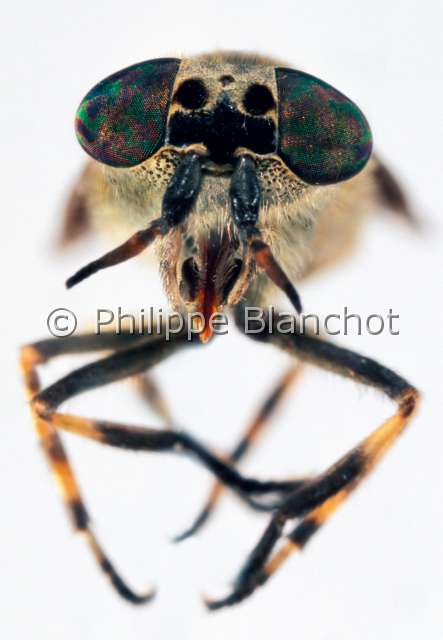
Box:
(71, 53), (372, 339)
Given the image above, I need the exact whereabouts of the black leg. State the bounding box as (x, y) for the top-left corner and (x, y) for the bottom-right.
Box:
(21, 331), (177, 603)
(204, 309), (419, 610)
(173, 364), (304, 542)
(21, 329), (201, 604)
(33, 344), (307, 500)
(21, 327), (308, 604)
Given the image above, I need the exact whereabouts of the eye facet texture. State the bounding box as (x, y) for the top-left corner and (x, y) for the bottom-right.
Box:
(276, 68), (372, 184)
(75, 58), (180, 167)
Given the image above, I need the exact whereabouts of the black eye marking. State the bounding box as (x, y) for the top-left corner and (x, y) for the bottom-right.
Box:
(219, 74), (235, 86)
(243, 84), (276, 116)
(174, 78), (208, 110)
(168, 108), (276, 164)
(168, 102), (276, 164)
(179, 257), (200, 301)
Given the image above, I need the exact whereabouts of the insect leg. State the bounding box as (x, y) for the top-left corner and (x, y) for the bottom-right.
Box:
(132, 372), (174, 427)
(20, 330), (158, 397)
(22, 328), (309, 602)
(21, 331), (171, 604)
(25, 333), (305, 502)
(204, 314), (419, 610)
(23, 328), (174, 424)
(173, 363), (304, 542)
(31, 338), (306, 501)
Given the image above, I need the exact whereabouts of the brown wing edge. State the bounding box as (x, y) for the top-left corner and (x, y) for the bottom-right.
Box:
(372, 155), (421, 230)
(56, 164), (95, 248)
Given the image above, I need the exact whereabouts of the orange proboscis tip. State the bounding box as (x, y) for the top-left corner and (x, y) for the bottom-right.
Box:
(195, 288), (219, 344)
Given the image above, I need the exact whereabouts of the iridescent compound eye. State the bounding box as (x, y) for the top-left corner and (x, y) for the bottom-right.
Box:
(75, 58), (181, 167)
(276, 68), (372, 184)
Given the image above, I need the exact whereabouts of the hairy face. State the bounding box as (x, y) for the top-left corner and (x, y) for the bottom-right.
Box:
(157, 174), (255, 341)
(155, 56), (283, 336)
(71, 52), (371, 340)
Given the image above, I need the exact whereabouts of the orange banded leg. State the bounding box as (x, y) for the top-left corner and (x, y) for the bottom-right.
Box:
(22, 332), (306, 604)
(204, 324), (419, 610)
(28, 338), (306, 501)
(33, 348), (308, 499)
(132, 372), (174, 427)
(21, 330), (195, 604)
(174, 364), (303, 542)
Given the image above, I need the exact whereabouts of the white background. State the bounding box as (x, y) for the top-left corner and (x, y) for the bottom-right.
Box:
(2, 1), (442, 638)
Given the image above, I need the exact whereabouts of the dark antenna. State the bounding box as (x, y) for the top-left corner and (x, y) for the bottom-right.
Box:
(66, 220), (164, 289)
(230, 154), (303, 314)
(65, 152), (202, 289)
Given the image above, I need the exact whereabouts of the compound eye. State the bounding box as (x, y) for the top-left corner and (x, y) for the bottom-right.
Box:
(243, 83), (276, 115)
(75, 58), (180, 168)
(276, 68), (372, 184)
(173, 78), (208, 110)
